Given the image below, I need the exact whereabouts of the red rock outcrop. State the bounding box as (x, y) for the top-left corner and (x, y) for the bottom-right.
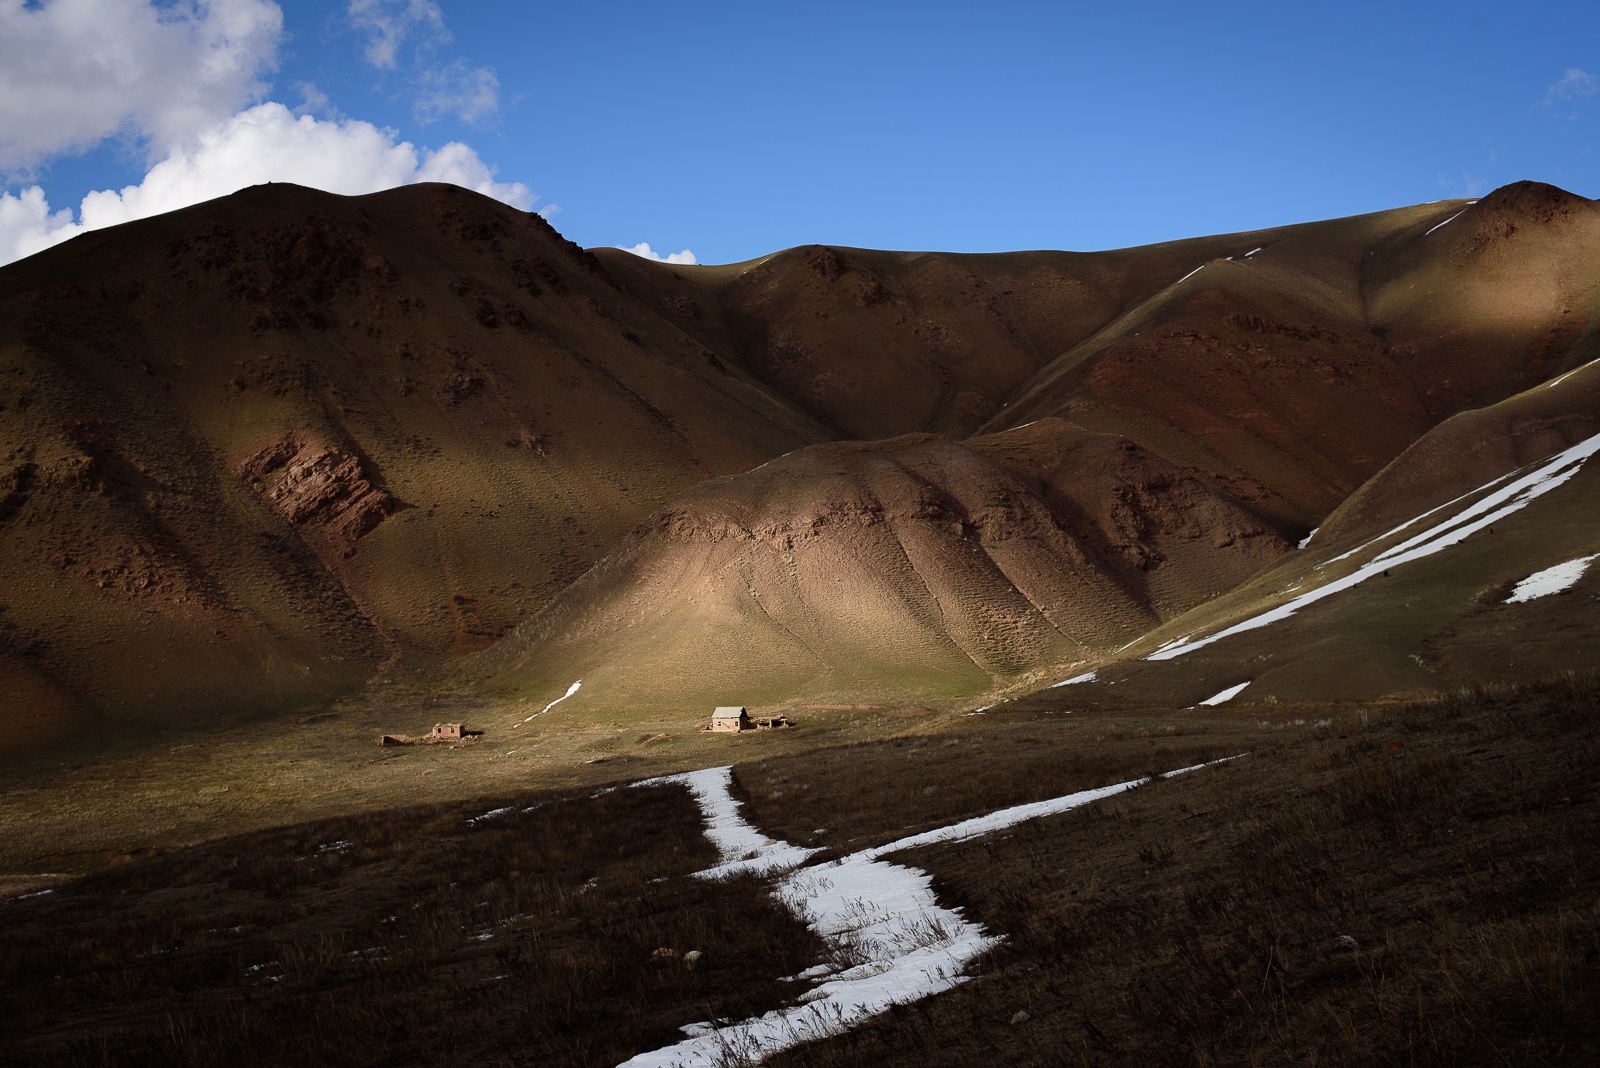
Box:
(238, 431), (397, 544)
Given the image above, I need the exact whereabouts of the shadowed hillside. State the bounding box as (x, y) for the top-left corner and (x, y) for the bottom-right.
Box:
(1016, 359), (1600, 710)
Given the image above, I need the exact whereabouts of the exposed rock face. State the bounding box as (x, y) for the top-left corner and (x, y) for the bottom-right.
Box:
(238, 431), (397, 544)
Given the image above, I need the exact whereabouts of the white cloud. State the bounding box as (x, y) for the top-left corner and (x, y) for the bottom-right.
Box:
(621, 242), (698, 266)
(415, 58), (499, 125)
(0, 0), (284, 171)
(1437, 170), (1489, 199)
(1544, 68), (1598, 106)
(347, 0), (446, 70)
(0, 185), (78, 266)
(294, 82), (332, 118)
(0, 101), (538, 265)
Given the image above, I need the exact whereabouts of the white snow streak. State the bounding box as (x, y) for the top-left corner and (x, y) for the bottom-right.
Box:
(1243, 246), (1264, 258)
(1506, 555), (1598, 603)
(1297, 526), (1319, 550)
(1049, 670), (1097, 688)
(1544, 355), (1600, 391)
(623, 759), (1234, 1066)
(636, 767), (819, 880)
(1148, 431), (1600, 661)
(1199, 681), (1251, 706)
(518, 680), (581, 724)
(1424, 207), (1470, 236)
(1172, 263), (1206, 287)
(1312, 471), (1522, 573)
(857, 758), (1234, 860)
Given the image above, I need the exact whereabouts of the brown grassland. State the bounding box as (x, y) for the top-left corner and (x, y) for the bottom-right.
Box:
(2, 674), (1596, 1065)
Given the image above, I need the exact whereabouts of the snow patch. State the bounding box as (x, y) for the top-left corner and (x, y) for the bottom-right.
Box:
(1049, 670), (1096, 688)
(1297, 526), (1319, 550)
(623, 758), (1236, 1066)
(1424, 207), (1470, 236)
(1149, 431), (1600, 661)
(1544, 355), (1600, 391)
(1506, 554), (1598, 603)
(634, 767), (819, 879)
(855, 760), (1233, 860)
(519, 680), (581, 724)
(1199, 681), (1251, 706)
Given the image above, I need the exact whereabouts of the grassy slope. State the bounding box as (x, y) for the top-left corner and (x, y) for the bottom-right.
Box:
(471, 423), (1292, 717)
(0, 782), (828, 1067)
(997, 355), (1600, 710)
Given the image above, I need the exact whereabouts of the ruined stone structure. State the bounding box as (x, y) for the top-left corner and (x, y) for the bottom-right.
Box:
(709, 707), (790, 732)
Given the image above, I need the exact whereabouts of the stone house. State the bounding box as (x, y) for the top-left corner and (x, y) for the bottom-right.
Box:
(433, 723), (463, 741)
(709, 707), (790, 732)
(710, 707), (750, 733)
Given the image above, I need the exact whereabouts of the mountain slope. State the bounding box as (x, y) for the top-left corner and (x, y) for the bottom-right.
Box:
(476, 421), (1290, 713)
(1016, 360), (1600, 709)
(2, 180), (1595, 743)
(0, 183), (830, 737)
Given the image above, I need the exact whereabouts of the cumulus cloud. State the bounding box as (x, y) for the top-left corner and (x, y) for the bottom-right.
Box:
(1544, 68), (1598, 106)
(415, 58), (500, 125)
(0, 0), (284, 171)
(620, 242), (698, 265)
(347, 0), (447, 70)
(0, 102), (537, 265)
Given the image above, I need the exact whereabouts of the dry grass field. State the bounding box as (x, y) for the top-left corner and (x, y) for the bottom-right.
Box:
(4, 676), (1594, 1065)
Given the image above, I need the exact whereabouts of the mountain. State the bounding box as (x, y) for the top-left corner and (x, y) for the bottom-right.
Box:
(476, 421), (1290, 711)
(1015, 357), (1600, 710)
(478, 182), (1600, 717)
(1, 180), (1596, 744)
(0, 182), (828, 743)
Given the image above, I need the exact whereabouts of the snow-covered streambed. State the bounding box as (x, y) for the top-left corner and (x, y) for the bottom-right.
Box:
(620, 759), (1233, 1067)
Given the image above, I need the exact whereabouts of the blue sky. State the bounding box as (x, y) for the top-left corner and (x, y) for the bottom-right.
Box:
(2, 1), (1597, 266)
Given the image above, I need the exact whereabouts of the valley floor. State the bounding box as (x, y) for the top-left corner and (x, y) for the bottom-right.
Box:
(2, 676), (1597, 1065)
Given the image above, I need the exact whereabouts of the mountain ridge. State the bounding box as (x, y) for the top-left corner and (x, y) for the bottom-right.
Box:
(1, 179), (1596, 744)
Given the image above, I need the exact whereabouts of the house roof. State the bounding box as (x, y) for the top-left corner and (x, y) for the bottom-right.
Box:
(712, 706), (747, 716)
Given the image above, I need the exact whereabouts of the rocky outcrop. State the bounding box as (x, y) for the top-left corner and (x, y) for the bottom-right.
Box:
(238, 431), (397, 544)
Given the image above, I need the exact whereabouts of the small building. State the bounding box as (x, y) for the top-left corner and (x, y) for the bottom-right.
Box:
(710, 707), (750, 733)
(433, 722), (463, 741)
(708, 707), (791, 733)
